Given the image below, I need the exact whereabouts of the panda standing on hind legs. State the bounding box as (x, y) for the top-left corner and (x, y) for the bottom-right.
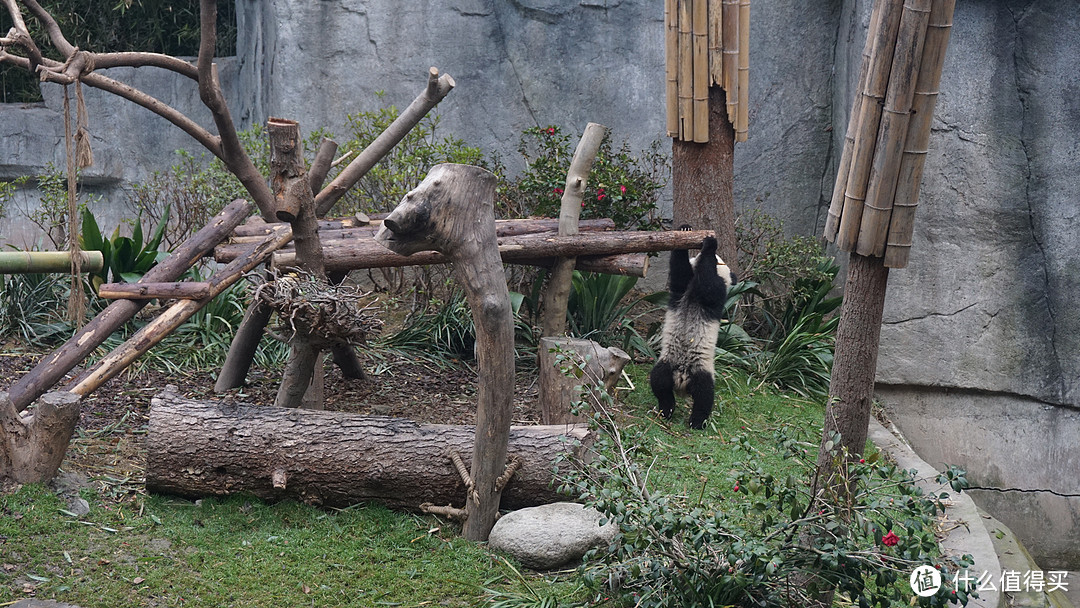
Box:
(649, 225), (736, 430)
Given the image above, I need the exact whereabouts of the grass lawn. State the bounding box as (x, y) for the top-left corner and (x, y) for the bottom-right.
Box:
(2, 363), (827, 607)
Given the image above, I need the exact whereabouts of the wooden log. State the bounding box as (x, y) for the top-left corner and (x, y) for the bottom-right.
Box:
(6, 198), (255, 413)
(531, 253), (649, 278)
(0, 251), (103, 274)
(229, 217), (618, 241)
(1, 391), (82, 484)
(824, 0), (887, 242)
(834, 0), (905, 252)
(214, 298), (272, 392)
(145, 389), (590, 511)
(64, 225), (294, 398)
(885, 0), (956, 268)
(97, 281), (212, 300)
(308, 137), (338, 197)
(856, 0), (931, 257)
(314, 67), (455, 217)
(540, 122), (608, 339)
(538, 337), (630, 426)
(375, 163), (513, 541)
(218, 230), (709, 274)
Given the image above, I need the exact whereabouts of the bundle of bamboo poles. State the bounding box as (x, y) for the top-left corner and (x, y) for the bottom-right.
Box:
(823, 0), (955, 268)
(665, 0), (749, 143)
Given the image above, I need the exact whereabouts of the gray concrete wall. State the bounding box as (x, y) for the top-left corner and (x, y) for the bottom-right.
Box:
(0, 0), (1077, 567)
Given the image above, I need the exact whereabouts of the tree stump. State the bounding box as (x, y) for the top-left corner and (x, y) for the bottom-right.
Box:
(538, 337), (630, 425)
(374, 163), (514, 541)
(145, 389), (588, 511)
(1, 391), (81, 483)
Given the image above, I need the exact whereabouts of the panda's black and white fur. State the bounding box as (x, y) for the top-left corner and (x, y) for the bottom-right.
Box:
(649, 230), (736, 429)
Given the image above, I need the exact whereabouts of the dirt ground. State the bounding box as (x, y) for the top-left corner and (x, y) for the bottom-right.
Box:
(1, 347), (545, 489)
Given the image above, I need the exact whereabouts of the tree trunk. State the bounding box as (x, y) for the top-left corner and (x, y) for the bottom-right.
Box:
(816, 252), (889, 472)
(538, 337), (630, 425)
(374, 164), (514, 541)
(145, 389), (589, 512)
(539, 123), (608, 338)
(1, 391), (82, 483)
(7, 198), (254, 412)
(672, 86), (738, 270)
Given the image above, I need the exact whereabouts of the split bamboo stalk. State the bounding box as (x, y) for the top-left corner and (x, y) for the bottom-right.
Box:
(834, 0), (906, 252)
(678, 0), (695, 140)
(722, 0), (739, 124)
(735, 0), (750, 142)
(665, 0), (680, 137)
(885, 0), (955, 268)
(824, 0), (887, 242)
(0, 251), (102, 274)
(708, 0), (723, 85)
(692, 0), (710, 142)
(856, 0), (932, 257)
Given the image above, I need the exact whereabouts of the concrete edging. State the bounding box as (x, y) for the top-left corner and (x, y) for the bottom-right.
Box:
(868, 419), (1003, 608)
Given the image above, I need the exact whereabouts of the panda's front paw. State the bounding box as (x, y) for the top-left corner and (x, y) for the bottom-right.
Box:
(659, 407), (674, 420)
(677, 224), (694, 232)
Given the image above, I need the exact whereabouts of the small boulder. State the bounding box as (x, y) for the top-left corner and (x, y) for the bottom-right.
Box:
(488, 502), (617, 570)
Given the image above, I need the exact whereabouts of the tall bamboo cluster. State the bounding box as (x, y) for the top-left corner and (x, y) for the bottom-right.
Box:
(665, 0), (749, 143)
(823, 0), (955, 268)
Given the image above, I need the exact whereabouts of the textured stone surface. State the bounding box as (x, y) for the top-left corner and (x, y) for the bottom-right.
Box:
(488, 502), (616, 570)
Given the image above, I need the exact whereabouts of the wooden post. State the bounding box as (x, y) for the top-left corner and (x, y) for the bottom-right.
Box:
(6, 198), (254, 412)
(538, 337), (630, 425)
(1, 391), (82, 484)
(539, 122), (608, 339)
(374, 164), (513, 542)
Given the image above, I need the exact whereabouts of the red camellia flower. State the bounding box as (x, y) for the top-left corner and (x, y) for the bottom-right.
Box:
(619, 185), (627, 194)
(882, 531), (899, 547)
(553, 187), (564, 195)
(546, 127), (556, 135)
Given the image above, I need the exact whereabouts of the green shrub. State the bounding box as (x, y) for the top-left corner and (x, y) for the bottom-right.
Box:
(559, 387), (975, 608)
(567, 271), (665, 359)
(79, 206), (169, 290)
(498, 126), (667, 229)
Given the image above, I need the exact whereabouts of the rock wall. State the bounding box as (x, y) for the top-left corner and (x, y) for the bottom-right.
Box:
(0, 0), (1076, 566)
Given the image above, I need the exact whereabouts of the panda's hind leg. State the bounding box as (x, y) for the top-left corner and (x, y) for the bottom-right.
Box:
(686, 369), (716, 430)
(649, 359), (677, 420)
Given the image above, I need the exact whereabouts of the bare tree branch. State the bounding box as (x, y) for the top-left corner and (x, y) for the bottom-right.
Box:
(19, 0), (74, 56)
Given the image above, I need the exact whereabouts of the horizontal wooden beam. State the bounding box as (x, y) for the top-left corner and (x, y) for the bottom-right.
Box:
(97, 281), (212, 300)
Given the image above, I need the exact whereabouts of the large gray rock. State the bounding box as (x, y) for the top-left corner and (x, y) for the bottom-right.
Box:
(488, 502), (617, 570)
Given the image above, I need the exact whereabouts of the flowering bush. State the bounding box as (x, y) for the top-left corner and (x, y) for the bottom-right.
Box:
(497, 125), (667, 229)
(557, 387), (976, 608)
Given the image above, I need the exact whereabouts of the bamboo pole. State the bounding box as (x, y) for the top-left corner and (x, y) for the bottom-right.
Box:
(885, 0), (955, 268)
(855, 0), (931, 257)
(834, 0), (905, 252)
(823, 0), (887, 242)
(665, 0), (680, 137)
(708, 0), (723, 86)
(0, 251), (102, 274)
(678, 0), (695, 140)
(692, 0), (710, 142)
(722, 0), (739, 124)
(735, 0), (750, 142)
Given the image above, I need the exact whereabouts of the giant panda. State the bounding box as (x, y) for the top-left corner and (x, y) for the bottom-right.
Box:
(649, 228), (736, 429)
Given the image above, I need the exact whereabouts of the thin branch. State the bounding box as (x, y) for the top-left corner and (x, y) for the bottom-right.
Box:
(85, 52), (199, 79)
(197, 0), (275, 221)
(19, 0), (74, 55)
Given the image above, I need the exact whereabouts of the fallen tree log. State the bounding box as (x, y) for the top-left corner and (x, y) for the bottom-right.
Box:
(146, 389), (589, 511)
